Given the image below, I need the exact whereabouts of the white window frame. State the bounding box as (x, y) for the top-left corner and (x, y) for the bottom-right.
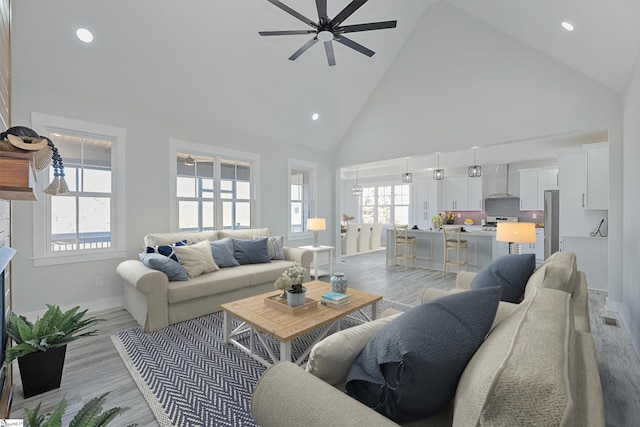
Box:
(288, 159), (317, 241)
(31, 113), (127, 266)
(169, 139), (260, 231)
(360, 183), (410, 225)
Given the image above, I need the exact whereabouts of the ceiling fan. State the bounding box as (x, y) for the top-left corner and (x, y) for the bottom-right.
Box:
(259, 0), (397, 66)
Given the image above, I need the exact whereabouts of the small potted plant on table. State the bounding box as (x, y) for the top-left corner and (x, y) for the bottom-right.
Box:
(274, 262), (308, 307)
(4, 304), (103, 398)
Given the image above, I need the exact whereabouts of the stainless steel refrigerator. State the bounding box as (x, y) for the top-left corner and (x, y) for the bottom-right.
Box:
(544, 189), (560, 259)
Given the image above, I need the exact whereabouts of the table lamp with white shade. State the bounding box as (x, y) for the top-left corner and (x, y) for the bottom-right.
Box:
(307, 218), (326, 248)
(496, 222), (536, 254)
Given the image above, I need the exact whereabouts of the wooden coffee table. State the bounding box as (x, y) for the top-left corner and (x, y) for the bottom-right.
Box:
(220, 280), (382, 368)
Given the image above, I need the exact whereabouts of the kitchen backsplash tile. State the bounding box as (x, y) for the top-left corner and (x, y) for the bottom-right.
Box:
(439, 197), (544, 226)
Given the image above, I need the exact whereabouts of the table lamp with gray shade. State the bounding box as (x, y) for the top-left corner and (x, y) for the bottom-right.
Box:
(307, 218), (326, 247)
(496, 222), (536, 254)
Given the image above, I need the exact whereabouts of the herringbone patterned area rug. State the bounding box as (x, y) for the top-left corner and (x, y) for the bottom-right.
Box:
(112, 301), (410, 427)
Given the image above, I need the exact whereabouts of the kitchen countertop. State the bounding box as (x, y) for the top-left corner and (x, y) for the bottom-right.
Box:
(408, 228), (497, 236)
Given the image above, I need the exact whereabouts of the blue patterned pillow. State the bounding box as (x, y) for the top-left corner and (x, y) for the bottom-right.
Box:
(346, 287), (501, 422)
(210, 238), (240, 268)
(256, 235), (285, 260)
(145, 240), (187, 262)
(233, 238), (271, 265)
(139, 252), (189, 281)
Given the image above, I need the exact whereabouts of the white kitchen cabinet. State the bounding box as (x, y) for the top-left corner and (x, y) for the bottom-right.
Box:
(442, 176), (468, 210)
(585, 143), (608, 210)
(519, 167), (558, 211)
(414, 178), (440, 228)
(467, 177), (483, 211)
(442, 176), (482, 211)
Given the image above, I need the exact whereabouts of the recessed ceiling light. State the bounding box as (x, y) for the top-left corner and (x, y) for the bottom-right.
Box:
(76, 28), (94, 43)
(312, 113), (319, 121)
(561, 21), (574, 32)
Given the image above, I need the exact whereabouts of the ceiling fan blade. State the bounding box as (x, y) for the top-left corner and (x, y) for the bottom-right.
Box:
(259, 30), (317, 36)
(324, 41), (336, 66)
(334, 35), (374, 57)
(330, 0), (367, 27)
(289, 37), (319, 61)
(316, 0), (328, 22)
(266, 0), (318, 28)
(339, 20), (397, 33)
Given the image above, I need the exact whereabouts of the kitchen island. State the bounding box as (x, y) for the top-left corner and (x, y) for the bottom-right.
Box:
(386, 228), (507, 273)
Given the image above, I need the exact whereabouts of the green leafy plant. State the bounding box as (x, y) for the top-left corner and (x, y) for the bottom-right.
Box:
(5, 304), (104, 364)
(25, 393), (136, 427)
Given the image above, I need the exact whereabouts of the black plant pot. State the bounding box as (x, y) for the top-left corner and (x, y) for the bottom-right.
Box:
(17, 344), (67, 398)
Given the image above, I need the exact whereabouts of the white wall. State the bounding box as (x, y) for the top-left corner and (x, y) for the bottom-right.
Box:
(621, 49), (640, 356)
(9, 83), (334, 315)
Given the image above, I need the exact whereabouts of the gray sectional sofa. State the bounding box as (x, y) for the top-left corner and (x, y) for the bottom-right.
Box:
(251, 252), (605, 426)
(117, 228), (312, 332)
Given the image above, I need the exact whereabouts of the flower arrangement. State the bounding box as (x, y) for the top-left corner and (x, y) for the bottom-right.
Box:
(274, 262), (307, 297)
(443, 210), (455, 224)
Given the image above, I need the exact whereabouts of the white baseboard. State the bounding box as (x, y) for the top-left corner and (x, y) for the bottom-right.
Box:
(605, 297), (640, 363)
(18, 296), (124, 321)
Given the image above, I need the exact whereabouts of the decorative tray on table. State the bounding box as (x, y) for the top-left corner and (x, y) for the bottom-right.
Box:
(264, 294), (318, 315)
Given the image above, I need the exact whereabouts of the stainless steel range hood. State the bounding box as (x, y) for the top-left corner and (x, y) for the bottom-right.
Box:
(485, 164), (517, 199)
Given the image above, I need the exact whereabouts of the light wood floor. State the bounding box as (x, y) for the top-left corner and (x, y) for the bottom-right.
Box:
(8, 250), (640, 427)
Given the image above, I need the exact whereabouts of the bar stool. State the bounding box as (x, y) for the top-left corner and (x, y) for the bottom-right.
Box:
(393, 224), (416, 270)
(443, 227), (468, 276)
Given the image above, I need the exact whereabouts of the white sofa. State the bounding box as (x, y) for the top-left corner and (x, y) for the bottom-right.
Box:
(251, 252), (604, 426)
(117, 228), (312, 332)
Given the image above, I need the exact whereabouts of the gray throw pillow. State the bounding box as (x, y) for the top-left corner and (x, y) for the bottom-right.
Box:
(233, 238), (271, 265)
(345, 287), (501, 422)
(210, 238), (240, 268)
(256, 235), (285, 260)
(470, 254), (535, 303)
(139, 252), (189, 281)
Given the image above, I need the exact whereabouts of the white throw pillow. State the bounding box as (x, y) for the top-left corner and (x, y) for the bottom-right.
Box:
(305, 313), (401, 385)
(173, 240), (219, 278)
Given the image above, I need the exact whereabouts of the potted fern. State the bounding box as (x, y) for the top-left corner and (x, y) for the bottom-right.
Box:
(5, 304), (103, 398)
(25, 392), (135, 426)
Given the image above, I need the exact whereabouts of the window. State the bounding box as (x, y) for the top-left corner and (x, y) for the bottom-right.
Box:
(171, 140), (258, 232)
(289, 160), (317, 237)
(31, 113), (126, 266)
(360, 184), (410, 225)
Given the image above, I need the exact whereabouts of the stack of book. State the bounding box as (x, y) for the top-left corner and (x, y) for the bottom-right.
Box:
(321, 291), (350, 309)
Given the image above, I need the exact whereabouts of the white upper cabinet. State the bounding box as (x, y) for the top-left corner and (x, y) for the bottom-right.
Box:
(467, 177), (483, 211)
(442, 176), (483, 211)
(519, 167), (558, 211)
(585, 143), (609, 210)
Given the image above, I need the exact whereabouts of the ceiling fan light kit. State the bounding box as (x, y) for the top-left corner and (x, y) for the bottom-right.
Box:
(259, 0), (397, 66)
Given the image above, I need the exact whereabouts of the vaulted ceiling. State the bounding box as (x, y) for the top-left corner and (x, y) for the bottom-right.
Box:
(13, 0), (640, 153)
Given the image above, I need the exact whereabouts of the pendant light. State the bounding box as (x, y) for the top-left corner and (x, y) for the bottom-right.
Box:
(352, 166), (363, 196)
(433, 153), (444, 180)
(185, 155), (195, 166)
(401, 158), (413, 183)
(468, 148), (481, 178)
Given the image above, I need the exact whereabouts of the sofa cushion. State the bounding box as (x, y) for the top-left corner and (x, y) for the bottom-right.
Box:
(145, 240), (187, 262)
(210, 238), (240, 268)
(306, 313), (402, 386)
(138, 252), (189, 281)
(233, 238), (271, 265)
(218, 227), (270, 240)
(258, 235), (285, 260)
(452, 287), (575, 427)
(345, 287), (501, 422)
(173, 240), (219, 278)
(471, 254), (535, 303)
(167, 260), (295, 303)
(145, 231), (219, 246)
